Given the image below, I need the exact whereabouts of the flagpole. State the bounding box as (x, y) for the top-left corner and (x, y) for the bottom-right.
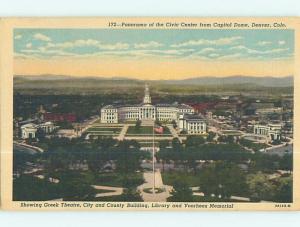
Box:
(152, 120), (155, 194)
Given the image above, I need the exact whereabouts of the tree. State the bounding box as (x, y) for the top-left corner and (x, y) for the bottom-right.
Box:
(119, 188), (143, 201)
(187, 157), (198, 175)
(218, 135), (234, 144)
(172, 138), (182, 151)
(135, 120), (141, 130)
(87, 149), (106, 176)
(279, 154), (292, 173)
(207, 132), (216, 142)
(44, 147), (71, 175)
(199, 162), (248, 199)
(185, 135), (205, 147)
(13, 175), (61, 201)
(171, 120), (177, 129)
(57, 120), (74, 129)
(13, 149), (38, 174)
(246, 172), (276, 201)
(169, 180), (194, 202)
(94, 137), (117, 149)
(128, 139), (141, 149)
(36, 127), (46, 140)
(274, 177), (292, 203)
(60, 171), (96, 201)
(249, 153), (280, 173)
(159, 140), (169, 149)
(115, 141), (142, 173)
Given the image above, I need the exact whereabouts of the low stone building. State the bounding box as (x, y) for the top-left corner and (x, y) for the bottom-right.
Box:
(20, 123), (38, 139)
(253, 122), (282, 141)
(20, 121), (55, 139)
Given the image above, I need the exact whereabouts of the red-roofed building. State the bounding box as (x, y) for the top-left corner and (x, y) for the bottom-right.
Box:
(44, 113), (76, 123)
(189, 102), (217, 114)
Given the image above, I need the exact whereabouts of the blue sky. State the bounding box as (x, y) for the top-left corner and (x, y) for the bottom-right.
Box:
(14, 29), (294, 61)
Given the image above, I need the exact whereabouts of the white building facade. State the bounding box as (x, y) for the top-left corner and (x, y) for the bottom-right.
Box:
(101, 85), (195, 123)
(253, 123), (282, 140)
(178, 113), (207, 134)
(21, 123), (38, 139)
(21, 121), (55, 139)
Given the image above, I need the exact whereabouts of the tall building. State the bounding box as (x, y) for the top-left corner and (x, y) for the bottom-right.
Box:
(101, 84), (195, 123)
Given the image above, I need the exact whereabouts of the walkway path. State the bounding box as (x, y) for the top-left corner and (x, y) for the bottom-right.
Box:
(166, 124), (182, 142)
(92, 185), (124, 198)
(137, 170), (173, 202)
(14, 141), (44, 153)
(117, 124), (129, 140)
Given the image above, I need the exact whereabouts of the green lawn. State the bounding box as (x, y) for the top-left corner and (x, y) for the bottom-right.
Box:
(87, 127), (122, 132)
(87, 127), (122, 135)
(240, 139), (269, 151)
(126, 126), (171, 135)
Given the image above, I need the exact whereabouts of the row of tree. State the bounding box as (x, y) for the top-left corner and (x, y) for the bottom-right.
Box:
(168, 162), (292, 203)
(156, 143), (292, 173)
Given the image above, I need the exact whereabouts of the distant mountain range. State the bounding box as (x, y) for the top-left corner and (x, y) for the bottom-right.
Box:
(163, 75), (293, 87)
(14, 75), (293, 87)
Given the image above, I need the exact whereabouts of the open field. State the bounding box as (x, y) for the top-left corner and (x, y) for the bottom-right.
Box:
(127, 126), (171, 135)
(220, 130), (243, 136)
(87, 127), (122, 133)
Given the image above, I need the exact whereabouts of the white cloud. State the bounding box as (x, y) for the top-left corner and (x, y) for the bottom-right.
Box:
(20, 48), (76, 58)
(208, 53), (220, 58)
(46, 39), (129, 50)
(216, 53), (243, 60)
(98, 42), (129, 50)
(230, 45), (247, 50)
(171, 36), (243, 48)
(278, 40), (286, 45)
(26, 43), (32, 48)
(33, 33), (52, 42)
(46, 48), (194, 59)
(197, 47), (217, 54)
(134, 41), (163, 49)
(230, 45), (289, 54)
(265, 48), (290, 54)
(14, 34), (22, 40)
(257, 41), (272, 46)
(20, 49), (41, 54)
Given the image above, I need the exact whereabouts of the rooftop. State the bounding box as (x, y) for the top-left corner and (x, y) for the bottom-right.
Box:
(183, 114), (205, 121)
(102, 102), (194, 109)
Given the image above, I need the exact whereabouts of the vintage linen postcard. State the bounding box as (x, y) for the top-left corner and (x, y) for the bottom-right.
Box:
(0, 17), (299, 211)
